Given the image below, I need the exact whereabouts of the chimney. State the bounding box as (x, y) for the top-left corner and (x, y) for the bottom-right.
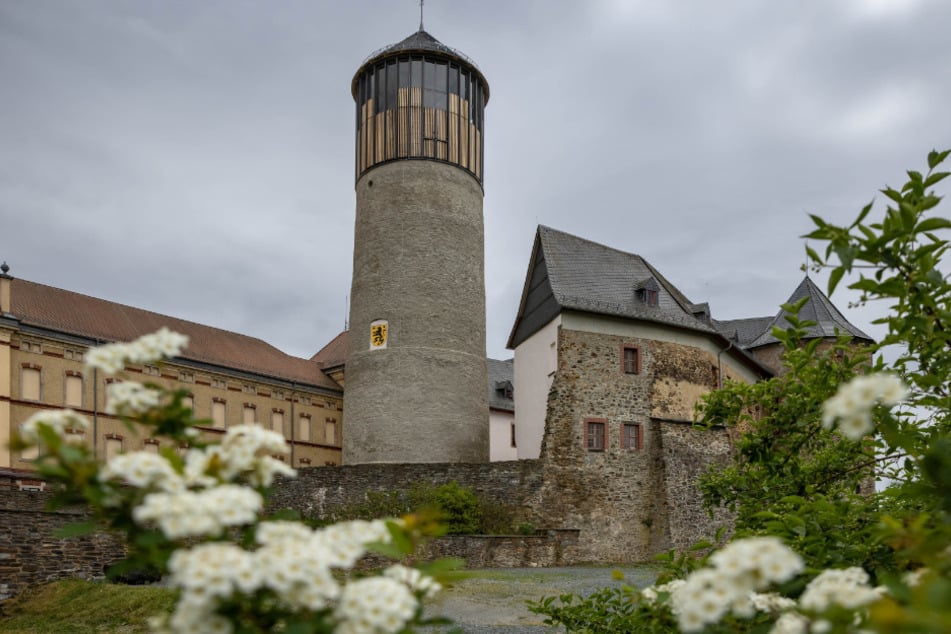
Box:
(0, 262), (11, 314)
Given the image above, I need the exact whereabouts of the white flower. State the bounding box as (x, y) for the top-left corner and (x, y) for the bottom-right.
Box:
(770, 612), (810, 634)
(85, 327), (189, 376)
(821, 374), (909, 441)
(799, 567), (883, 612)
(19, 409), (90, 445)
(750, 592), (797, 613)
(99, 451), (183, 492)
(384, 564), (442, 599)
(133, 485), (262, 539)
(105, 381), (162, 415)
(335, 576), (417, 634)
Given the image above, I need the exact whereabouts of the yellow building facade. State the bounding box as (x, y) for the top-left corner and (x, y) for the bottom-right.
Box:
(0, 268), (343, 473)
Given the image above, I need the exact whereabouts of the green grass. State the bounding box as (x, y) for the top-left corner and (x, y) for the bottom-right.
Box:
(0, 579), (175, 634)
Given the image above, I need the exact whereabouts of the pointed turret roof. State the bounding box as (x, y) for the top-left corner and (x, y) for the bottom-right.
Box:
(747, 276), (873, 348)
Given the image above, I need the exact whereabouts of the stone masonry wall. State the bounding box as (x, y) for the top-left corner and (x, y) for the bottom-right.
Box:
(530, 327), (735, 562)
(0, 489), (126, 601)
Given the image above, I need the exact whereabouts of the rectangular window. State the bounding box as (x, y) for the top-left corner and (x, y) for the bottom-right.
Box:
(298, 414), (311, 442)
(18, 424), (39, 461)
(212, 399), (226, 428)
(179, 371), (195, 383)
(585, 419), (606, 451)
(143, 439), (160, 453)
(182, 394), (194, 412)
(242, 383), (256, 394)
(622, 345), (640, 375)
(298, 395), (311, 406)
(273, 390), (285, 401)
(65, 372), (83, 408)
(103, 378), (119, 408)
(105, 434), (123, 460)
(21, 341), (42, 354)
(143, 364), (161, 377)
(21, 365), (41, 401)
(64, 349), (84, 362)
(510, 422), (517, 448)
(325, 420), (336, 445)
(211, 378), (226, 389)
(242, 404), (256, 425)
(621, 422), (643, 450)
(271, 410), (285, 434)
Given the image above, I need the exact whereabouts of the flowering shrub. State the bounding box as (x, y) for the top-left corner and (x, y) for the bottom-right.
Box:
(532, 153), (951, 633)
(12, 331), (455, 633)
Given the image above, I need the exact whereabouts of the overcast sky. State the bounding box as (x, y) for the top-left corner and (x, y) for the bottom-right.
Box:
(2, 1), (950, 361)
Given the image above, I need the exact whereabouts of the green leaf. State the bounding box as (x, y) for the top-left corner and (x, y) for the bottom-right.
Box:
(854, 200), (874, 227)
(927, 148), (950, 170)
(914, 217), (951, 233)
(828, 267), (845, 295)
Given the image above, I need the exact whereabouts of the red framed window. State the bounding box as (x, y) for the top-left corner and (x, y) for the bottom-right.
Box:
(621, 345), (640, 375)
(621, 422), (643, 450)
(585, 418), (606, 451)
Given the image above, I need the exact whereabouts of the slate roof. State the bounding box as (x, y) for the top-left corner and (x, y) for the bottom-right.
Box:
(8, 278), (341, 391)
(510, 226), (719, 343)
(487, 358), (514, 412)
(747, 277), (874, 348)
(713, 316), (775, 347)
(506, 226), (773, 378)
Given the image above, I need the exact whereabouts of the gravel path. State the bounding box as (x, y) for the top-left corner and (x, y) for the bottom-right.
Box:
(423, 566), (658, 633)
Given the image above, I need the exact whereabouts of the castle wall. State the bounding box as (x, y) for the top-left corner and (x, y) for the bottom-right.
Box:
(0, 488), (126, 602)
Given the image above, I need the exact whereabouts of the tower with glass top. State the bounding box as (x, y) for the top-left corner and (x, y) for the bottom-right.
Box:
(343, 28), (490, 464)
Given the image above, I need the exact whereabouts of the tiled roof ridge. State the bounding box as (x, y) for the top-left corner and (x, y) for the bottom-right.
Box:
(15, 278), (291, 355)
(10, 278), (342, 390)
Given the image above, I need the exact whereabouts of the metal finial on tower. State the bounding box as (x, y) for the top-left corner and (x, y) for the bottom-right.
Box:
(419, 0), (424, 31)
(0, 262), (9, 275)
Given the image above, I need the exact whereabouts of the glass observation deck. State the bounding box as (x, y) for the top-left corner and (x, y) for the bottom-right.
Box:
(352, 31), (488, 184)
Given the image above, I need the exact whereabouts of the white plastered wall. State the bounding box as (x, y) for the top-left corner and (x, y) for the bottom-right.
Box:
(489, 408), (517, 461)
(513, 315), (561, 459)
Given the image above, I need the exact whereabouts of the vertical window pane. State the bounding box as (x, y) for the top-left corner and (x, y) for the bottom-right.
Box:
(243, 406), (256, 425)
(65, 375), (83, 408)
(105, 437), (123, 460)
(21, 368), (40, 401)
(325, 421), (336, 445)
(298, 416), (311, 442)
(586, 421), (605, 451)
(272, 411), (284, 434)
(212, 401), (226, 428)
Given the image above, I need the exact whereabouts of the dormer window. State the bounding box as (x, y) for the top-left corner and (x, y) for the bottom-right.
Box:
(495, 380), (514, 400)
(634, 277), (660, 307)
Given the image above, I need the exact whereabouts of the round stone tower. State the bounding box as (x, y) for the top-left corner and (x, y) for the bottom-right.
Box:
(342, 28), (490, 464)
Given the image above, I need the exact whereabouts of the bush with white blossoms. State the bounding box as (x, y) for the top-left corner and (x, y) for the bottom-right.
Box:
(12, 329), (455, 633)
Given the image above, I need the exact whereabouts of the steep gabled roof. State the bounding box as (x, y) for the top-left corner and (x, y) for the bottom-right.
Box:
(747, 276), (874, 348)
(487, 358), (514, 412)
(9, 278), (341, 391)
(311, 330), (348, 369)
(507, 226), (719, 348)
